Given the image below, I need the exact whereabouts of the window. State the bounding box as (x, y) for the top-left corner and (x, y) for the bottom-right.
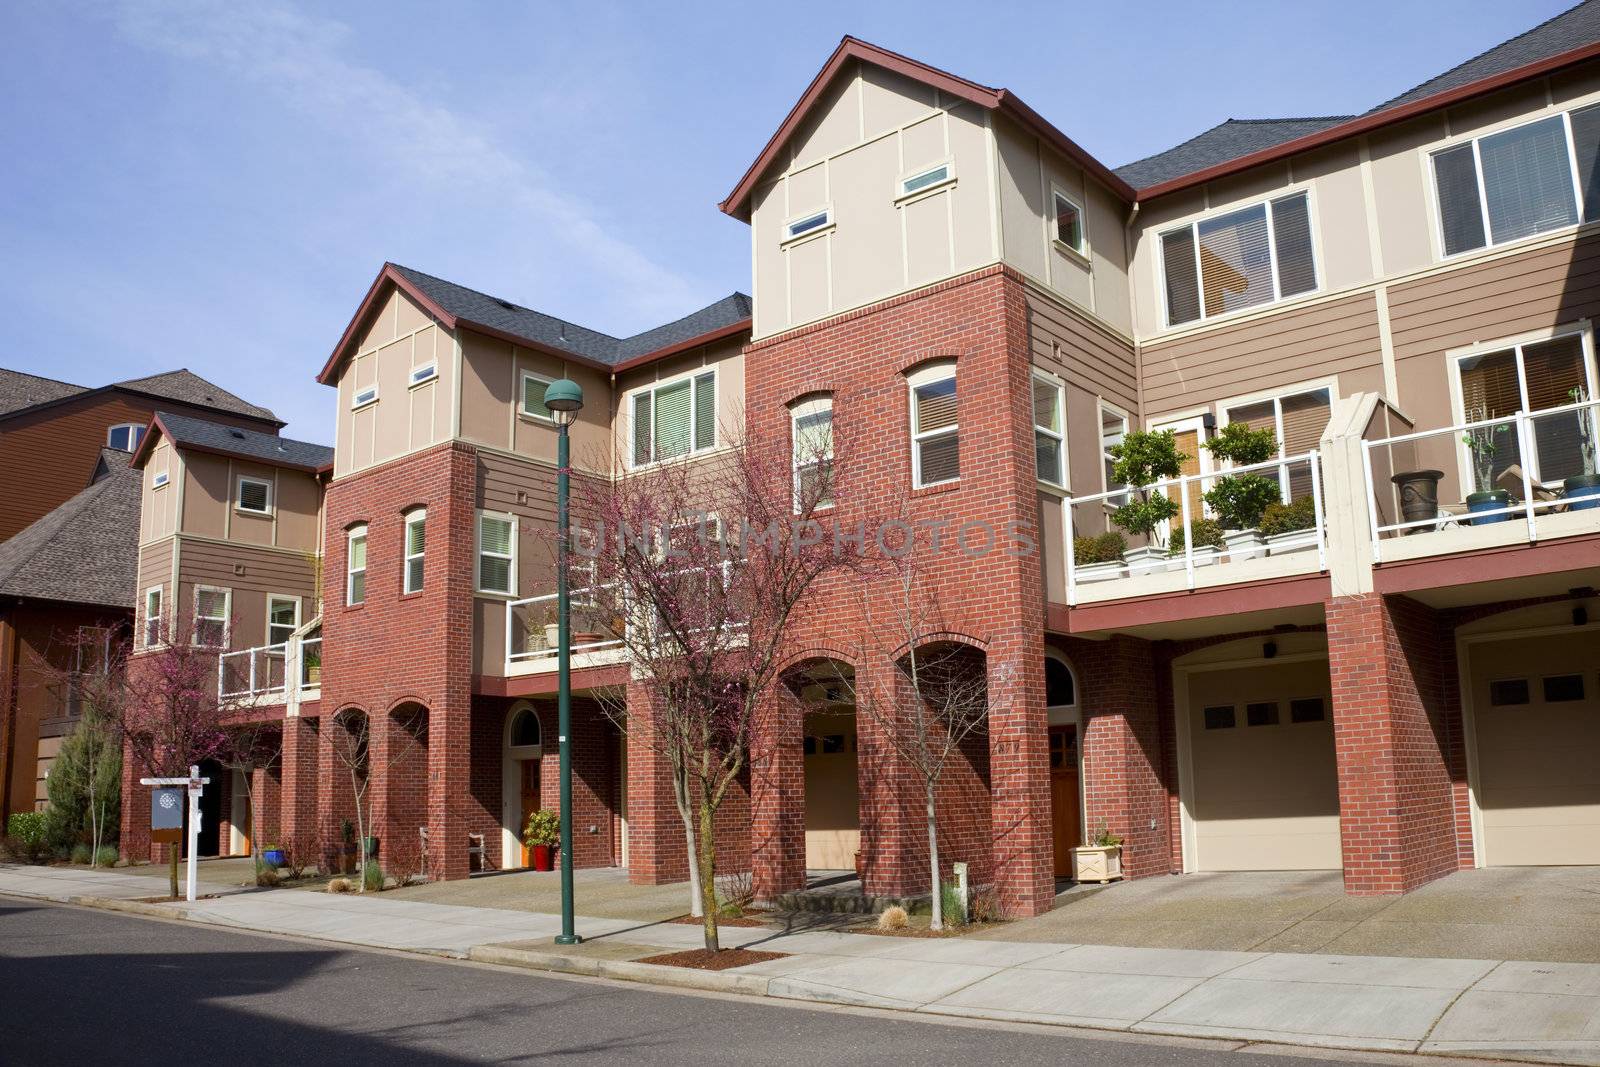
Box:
(267, 596), (299, 646)
(1432, 105), (1600, 256)
(1489, 678), (1531, 706)
(791, 396), (834, 511)
(403, 509), (426, 593)
(1032, 373), (1065, 486)
(1224, 385), (1333, 501)
(1289, 697), (1326, 723)
(152, 470), (169, 489)
(477, 511), (516, 595)
(236, 476), (272, 515)
(352, 383), (379, 409)
(193, 586), (229, 648)
(1453, 331), (1595, 485)
(908, 363), (958, 487)
(1100, 404), (1130, 501)
(1543, 674), (1585, 702)
(143, 586), (164, 647)
(901, 162), (953, 198)
(629, 371), (716, 467)
(520, 371), (553, 421)
(346, 525), (368, 606)
(1045, 657), (1076, 709)
(1053, 191), (1086, 254)
(1161, 191), (1318, 326)
(510, 708), (541, 749)
(1246, 702), (1280, 727)
(410, 363), (437, 386)
(1203, 705), (1236, 730)
(107, 423), (144, 452)
(784, 208), (832, 241)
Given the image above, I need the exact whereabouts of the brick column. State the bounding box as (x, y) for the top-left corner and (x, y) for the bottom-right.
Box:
(1080, 635), (1175, 879)
(623, 678), (688, 884)
(1327, 594), (1467, 894)
(279, 715), (319, 861)
(750, 685), (805, 901)
(986, 637), (1054, 917)
(119, 736), (156, 864)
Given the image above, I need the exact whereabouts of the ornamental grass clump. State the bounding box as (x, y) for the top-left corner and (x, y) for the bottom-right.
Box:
(876, 905), (909, 932)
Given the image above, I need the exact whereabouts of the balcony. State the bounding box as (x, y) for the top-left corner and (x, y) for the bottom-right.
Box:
(1060, 451), (1329, 606)
(504, 586), (629, 677)
(1363, 398), (1600, 565)
(218, 629), (322, 704)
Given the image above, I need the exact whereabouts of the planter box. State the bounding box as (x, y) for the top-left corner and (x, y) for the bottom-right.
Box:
(1166, 546), (1219, 570)
(1224, 528), (1265, 561)
(1265, 530), (1316, 556)
(1071, 844), (1123, 884)
(1075, 560), (1126, 583)
(1124, 546), (1166, 576)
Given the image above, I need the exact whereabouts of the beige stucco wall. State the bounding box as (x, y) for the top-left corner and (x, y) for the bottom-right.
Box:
(456, 327), (613, 473)
(139, 441), (179, 543)
(173, 449), (323, 554)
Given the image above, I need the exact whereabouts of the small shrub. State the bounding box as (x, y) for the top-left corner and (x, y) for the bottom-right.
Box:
(69, 843), (92, 865)
(327, 877), (352, 894)
(1072, 531), (1126, 566)
(523, 809), (560, 848)
(939, 881), (966, 926)
(1260, 495), (1317, 536)
(968, 887), (1002, 925)
(1169, 519), (1225, 556)
(876, 905), (908, 932)
(715, 870), (754, 914)
(362, 860), (385, 892)
(1091, 822), (1124, 848)
(254, 862), (280, 888)
(1107, 430), (1187, 546)
(94, 846), (118, 868)
(6, 812), (49, 863)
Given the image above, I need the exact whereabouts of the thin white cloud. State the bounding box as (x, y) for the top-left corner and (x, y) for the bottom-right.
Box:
(105, 0), (699, 323)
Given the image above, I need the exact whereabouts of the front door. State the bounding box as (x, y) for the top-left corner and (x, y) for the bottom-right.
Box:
(519, 760), (541, 867)
(1152, 416), (1212, 528)
(1049, 726), (1081, 877)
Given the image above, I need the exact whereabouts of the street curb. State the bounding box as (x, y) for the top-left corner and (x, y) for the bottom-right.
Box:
(72, 895), (189, 921)
(468, 944), (772, 996)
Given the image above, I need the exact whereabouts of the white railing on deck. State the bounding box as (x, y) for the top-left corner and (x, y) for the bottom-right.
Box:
(1362, 398), (1600, 562)
(218, 632), (322, 700)
(1063, 450), (1326, 606)
(506, 584), (627, 665)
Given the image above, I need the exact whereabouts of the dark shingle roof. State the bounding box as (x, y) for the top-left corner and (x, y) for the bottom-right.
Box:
(390, 264), (751, 367)
(0, 368), (89, 417)
(151, 411), (332, 471)
(0, 449), (140, 609)
(1373, 0), (1600, 112)
(114, 369), (279, 423)
(1115, 117), (1355, 189)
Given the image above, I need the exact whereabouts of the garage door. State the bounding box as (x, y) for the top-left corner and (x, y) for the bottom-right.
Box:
(1471, 631), (1600, 865)
(1186, 660), (1341, 871)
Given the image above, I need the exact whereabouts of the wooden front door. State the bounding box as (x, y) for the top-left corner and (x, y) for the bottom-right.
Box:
(1049, 726), (1081, 877)
(519, 760), (541, 867)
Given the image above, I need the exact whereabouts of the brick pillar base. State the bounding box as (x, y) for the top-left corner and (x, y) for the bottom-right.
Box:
(624, 679), (689, 885)
(1328, 594), (1467, 894)
(376, 704), (430, 879)
(280, 716), (319, 865)
(750, 686), (804, 901)
(428, 701), (470, 882)
(987, 640), (1054, 918)
(1079, 635), (1175, 880)
(119, 737), (156, 865)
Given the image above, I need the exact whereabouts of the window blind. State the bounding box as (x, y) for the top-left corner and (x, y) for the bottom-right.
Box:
(1524, 334), (1589, 481)
(693, 372), (715, 451)
(1198, 203), (1274, 316)
(478, 515), (513, 593)
(523, 376), (550, 418)
(914, 375), (959, 485)
(1572, 103), (1600, 221)
(238, 479), (269, 513)
(1270, 194), (1317, 298)
(1458, 349), (1523, 483)
(1280, 388), (1331, 500)
(1162, 229), (1200, 325)
(1433, 143), (1486, 256)
(1479, 115), (1578, 245)
(632, 391), (652, 466)
(654, 380), (692, 460)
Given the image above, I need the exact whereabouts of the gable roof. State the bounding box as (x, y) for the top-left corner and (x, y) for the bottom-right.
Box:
(318, 263), (752, 385)
(0, 366), (282, 427)
(0, 369), (88, 418)
(718, 36), (1137, 221)
(1114, 117), (1354, 190)
(0, 448), (140, 609)
(132, 411), (333, 473)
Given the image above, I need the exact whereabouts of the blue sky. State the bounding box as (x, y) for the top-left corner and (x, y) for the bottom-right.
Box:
(1, 0), (1574, 440)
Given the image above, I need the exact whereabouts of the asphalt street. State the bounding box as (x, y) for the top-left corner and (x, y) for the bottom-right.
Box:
(0, 897), (1400, 1066)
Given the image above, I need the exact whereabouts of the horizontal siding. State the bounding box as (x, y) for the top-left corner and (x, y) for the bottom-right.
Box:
(178, 538), (319, 597)
(136, 540), (172, 599)
(1139, 291), (1382, 418)
(1027, 288), (1138, 414)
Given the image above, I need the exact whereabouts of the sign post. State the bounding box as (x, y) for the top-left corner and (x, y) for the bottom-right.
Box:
(140, 764), (209, 902)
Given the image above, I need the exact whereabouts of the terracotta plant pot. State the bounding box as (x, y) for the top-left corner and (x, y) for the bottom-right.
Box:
(532, 844), (555, 872)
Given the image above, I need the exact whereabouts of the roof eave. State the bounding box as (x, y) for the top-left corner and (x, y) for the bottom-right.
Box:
(611, 318), (753, 373)
(1134, 38), (1600, 201)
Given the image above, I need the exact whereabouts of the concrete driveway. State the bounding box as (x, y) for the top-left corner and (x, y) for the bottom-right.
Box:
(988, 867), (1600, 963)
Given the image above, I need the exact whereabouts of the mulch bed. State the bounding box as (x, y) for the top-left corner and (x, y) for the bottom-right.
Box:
(666, 914), (769, 928)
(853, 921), (1008, 939)
(636, 947), (787, 971)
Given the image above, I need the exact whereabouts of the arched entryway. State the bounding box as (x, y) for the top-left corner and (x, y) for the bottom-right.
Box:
(501, 702), (544, 869)
(1045, 650), (1082, 877)
(786, 659), (861, 871)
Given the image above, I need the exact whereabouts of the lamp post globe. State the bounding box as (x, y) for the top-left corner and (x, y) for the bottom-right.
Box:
(549, 376), (583, 945)
(545, 378), (584, 425)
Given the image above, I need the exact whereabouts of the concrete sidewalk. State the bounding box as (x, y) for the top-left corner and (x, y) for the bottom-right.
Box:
(5, 863), (1599, 1064)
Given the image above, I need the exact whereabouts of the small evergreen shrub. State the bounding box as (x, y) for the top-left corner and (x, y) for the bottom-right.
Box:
(1072, 532), (1126, 566)
(1169, 519), (1225, 556)
(70, 843), (93, 865)
(1203, 423), (1281, 530)
(523, 809), (560, 848)
(6, 812), (48, 863)
(362, 859), (385, 892)
(94, 846), (119, 868)
(939, 880), (966, 926)
(1260, 495), (1318, 536)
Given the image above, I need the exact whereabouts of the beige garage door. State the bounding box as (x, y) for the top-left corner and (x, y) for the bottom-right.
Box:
(1471, 631), (1600, 865)
(1186, 660), (1341, 871)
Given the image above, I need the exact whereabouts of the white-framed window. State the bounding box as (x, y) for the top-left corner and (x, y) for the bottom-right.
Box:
(352, 383), (379, 409)
(236, 475), (272, 515)
(783, 207), (833, 242)
(1222, 382), (1334, 501)
(346, 525), (368, 606)
(152, 470), (169, 489)
(790, 396), (834, 512)
(1159, 190), (1318, 327)
(1432, 103), (1600, 258)
(193, 586), (230, 648)
(107, 423), (145, 452)
(1052, 190), (1087, 255)
(142, 586), (164, 648)
(1449, 327), (1598, 486)
(403, 509), (426, 594)
(519, 370), (554, 422)
(899, 161), (954, 199)
(1032, 372), (1065, 487)
(1099, 402), (1130, 501)
(409, 362), (438, 387)
(908, 362), (959, 488)
(477, 511), (517, 595)
(267, 595), (300, 646)
(629, 370), (716, 468)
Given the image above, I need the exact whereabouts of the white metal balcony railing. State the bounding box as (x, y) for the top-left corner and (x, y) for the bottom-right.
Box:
(1362, 397), (1600, 562)
(1062, 450), (1327, 606)
(218, 633), (322, 701)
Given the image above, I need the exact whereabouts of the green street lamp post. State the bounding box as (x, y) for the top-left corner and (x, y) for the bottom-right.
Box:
(544, 377), (584, 946)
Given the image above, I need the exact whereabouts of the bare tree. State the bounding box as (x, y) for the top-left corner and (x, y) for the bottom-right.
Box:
(574, 423), (869, 952)
(326, 706), (428, 892)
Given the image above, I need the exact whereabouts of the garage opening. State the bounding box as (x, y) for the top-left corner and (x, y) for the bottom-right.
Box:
(786, 659), (861, 870)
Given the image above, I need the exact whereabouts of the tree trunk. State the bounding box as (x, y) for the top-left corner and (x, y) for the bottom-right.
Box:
(672, 764), (702, 917)
(168, 845), (179, 899)
(696, 796), (720, 953)
(926, 778), (943, 931)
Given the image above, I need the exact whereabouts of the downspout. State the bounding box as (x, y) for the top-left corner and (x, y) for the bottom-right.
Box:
(1123, 200), (1145, 428)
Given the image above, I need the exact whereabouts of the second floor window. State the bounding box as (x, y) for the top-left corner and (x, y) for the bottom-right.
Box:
(1433, 105), (1600, 257)
(1101, 404), (1130, 501)
(1053, 191), (1086, 254)
(1033, 373), (1065, 486)
(193, 587), (229, 648)
(908, 363), (958, 488)
(143, 586), (163, 647)
(403, 510), (426, 593)
(237, 476), (272, 514)
(346, 525), (367, 606)
(107, 423), (145, 452)
(268, 596), (299, 646)
(477, 511), (516, 595)
(520, 372), (553, 421)
(1224, 385), (1332, 501)
(631, 371), (716, 467)
(1161, 191), (1317, 326)
(1454, 331), (1594, 486)
(790, 396), (834, 511)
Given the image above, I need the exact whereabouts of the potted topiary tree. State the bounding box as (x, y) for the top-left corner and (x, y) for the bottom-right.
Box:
(524, 808), (560, 872)
(1463, 405), (1512, 525)
(1202, 422), (1281, 560)
(1107, 429), (1186, 575)
(1564, 385), (1600, 511)
(1072, 531), (1127, 582)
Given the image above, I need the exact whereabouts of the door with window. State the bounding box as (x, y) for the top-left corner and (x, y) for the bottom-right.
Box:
(1454, 333), (1597, 491)
(1151, 416), (1211, 527)
(1224, 386), (1332, 503)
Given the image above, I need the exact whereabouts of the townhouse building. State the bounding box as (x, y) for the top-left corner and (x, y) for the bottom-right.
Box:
(120, 2), (1600, 915)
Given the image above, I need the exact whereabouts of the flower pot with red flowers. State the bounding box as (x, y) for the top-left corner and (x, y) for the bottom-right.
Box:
(524, 808), (560, 872)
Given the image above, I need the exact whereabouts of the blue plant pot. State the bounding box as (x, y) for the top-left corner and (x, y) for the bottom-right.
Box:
(1466, 491), (1511, 525)
(1564, 474), (1600, 512)
(262, 849), (287, 868)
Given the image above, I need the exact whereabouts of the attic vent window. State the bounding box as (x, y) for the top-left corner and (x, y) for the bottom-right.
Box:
(783, 208), (833, 243)
(410, 363), (438, 387)
(352, 384), (379, 410)
(899, 162), (954, 199)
